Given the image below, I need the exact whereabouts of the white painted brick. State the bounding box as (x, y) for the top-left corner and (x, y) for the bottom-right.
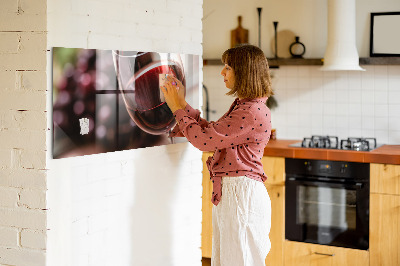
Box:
(135, 24), (171, 40)
(120, 36), (153, 52)
(0, 71), (16, 90)
(0, 90), (46, 111)
(189, 3), (203, 19)
(0, 129), (46, 151)
(0, 168), (47, 190)
(0, 0), (18, 13)
(71, 218), (88, 237)
(0, 227), (19, 247)
(166, 0), (192, 15)
(0, 32), (47, 71)
(87, 211), (109, 233)
(180, 16), (202, 30)
(86, 0), (124, 23)
(16, 70), (47, 91)
(0, 187), (19, 208)
(152, 10), (181, 27)
(19, 189), (46, 209)
(0, 247), (45, 266)
(104, 178), (122, 196)
(20, 149), (46, 170)
(0, 110), (47, 131)
(0, 1), (46, 32)
(0, 208), (46, 230)
(19, 0), (48, 14)
(0, 149), (11, 169)
(20, 229), (46, 250)
(130, 0), (167, 13)
(87, 33), (124, 51)
(0, 33), (20, 54)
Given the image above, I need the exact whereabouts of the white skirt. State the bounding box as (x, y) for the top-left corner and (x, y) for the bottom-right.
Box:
(212, 176), (271, 266)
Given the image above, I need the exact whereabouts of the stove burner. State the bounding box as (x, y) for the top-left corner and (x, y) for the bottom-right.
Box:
(294, 136), (379, 151)
(301, 135), (339, 149)
(340, 137), (377, 151)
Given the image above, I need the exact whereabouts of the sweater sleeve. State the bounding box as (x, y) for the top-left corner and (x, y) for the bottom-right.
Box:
(173, 105), (256, 152)
(169, 103), (211, 137)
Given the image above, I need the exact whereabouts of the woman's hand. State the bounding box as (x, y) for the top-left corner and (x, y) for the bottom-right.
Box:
(160, 75), (187, 113)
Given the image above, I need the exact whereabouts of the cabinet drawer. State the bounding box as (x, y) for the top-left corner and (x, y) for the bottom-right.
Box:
(284, 241), (369, 266)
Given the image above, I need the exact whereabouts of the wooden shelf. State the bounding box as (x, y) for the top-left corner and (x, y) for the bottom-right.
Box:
(203, 57), (400, 67)
(359, 57), (400, 65)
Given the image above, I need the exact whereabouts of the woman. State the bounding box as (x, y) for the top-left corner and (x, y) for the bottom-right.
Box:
(161, 44), (273, 266)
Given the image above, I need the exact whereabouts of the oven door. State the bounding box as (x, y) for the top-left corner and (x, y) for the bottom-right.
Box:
(285, 177), (369, 250)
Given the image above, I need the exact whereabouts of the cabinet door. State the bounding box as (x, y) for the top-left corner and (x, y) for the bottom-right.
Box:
(370, 193), (400, 266)
(202, 152), (213, 258)
(370, 163), (400, 195)
(284, 241), (369, 266)
(265, 184), (285, 266)
(262, 156), (285, 186)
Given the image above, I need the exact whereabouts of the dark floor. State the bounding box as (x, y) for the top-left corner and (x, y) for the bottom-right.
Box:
(202, 257), (211, 266)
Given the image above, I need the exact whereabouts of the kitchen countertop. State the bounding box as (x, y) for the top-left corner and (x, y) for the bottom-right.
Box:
(263, 139), (400, 165)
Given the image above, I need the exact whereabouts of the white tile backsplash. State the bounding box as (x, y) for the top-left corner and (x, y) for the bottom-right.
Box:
(203, 65), (400, 144)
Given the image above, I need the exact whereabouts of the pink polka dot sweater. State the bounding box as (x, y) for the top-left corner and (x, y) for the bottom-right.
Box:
(170, 97), (271, 206)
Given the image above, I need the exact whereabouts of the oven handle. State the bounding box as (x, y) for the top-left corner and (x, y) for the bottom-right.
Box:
(286, 177), (364, 189)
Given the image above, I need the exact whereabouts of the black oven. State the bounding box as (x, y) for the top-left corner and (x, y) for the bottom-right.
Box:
(285, 158), (369, 250)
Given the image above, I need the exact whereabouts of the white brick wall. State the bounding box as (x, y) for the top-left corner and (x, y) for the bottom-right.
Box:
(1, 0), (203, 265)
(0, 0), (48, 265)
(46, 1), (203, 266)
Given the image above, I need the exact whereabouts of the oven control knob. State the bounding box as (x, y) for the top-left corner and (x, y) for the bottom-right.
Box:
(304, 161), (312, 171)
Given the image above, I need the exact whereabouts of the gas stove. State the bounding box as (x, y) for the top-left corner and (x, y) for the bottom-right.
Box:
(289, 135), (381, 151)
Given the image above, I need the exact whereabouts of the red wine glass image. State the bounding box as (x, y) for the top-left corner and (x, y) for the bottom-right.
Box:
(112, 51), (186, 135)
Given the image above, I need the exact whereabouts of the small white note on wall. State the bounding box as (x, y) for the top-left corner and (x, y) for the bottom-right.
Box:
(79, 118), (90, 135)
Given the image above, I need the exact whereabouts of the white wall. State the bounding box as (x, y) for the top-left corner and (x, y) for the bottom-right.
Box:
(46, 0), (203, 266)
(203, 0), (400, 58)
(203, 0), (400, 145)
(0, 0), (48, 265)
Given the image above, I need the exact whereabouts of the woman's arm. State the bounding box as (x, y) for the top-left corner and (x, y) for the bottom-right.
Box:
(173, 106), (257, 152)
(161, 76), (211, 137)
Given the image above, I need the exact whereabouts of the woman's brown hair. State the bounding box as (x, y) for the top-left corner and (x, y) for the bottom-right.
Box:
(221, 44), (273, 99)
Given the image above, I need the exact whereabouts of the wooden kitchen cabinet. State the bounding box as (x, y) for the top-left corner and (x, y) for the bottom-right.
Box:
(264, 184), (285, 266)
(284, 240), (369, 266)
(201, 154), (286, 265)
(370, 163), (400, 195)
(262, 156), (285, 266)
(202, 152), (213, 258)
(370, 163), (400, 266)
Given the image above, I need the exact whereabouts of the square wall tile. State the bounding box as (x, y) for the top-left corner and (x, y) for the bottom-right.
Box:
(285, 66), (298, 77)
(374, 117), (389, 130)
(389, 104), (400, 117)
(374, 90), (388, 104)
(375, 104), (389, 117)
(388, 91), (400, 104)
(362, 116), (375, 130)
(361, 90), (375, 104)
(389, 117), (400, 131)
(388, 131), (400, 144)
(374, 130), (389, 144)
(374, 65), (388, 78)
(348, 103), (362, 116)
(374, 78), (388, 91)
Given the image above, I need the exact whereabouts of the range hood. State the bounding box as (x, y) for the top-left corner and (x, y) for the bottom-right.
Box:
(320, 0), (365, 71)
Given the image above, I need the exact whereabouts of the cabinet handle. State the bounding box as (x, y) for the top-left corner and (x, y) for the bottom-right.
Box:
(313, 252), (335, 257)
